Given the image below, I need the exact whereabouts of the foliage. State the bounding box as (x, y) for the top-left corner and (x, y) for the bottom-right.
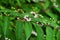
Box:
(0, 0), (60, 40)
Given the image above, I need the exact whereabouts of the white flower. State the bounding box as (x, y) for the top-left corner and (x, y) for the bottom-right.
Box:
(24, 15), (29, 19)
(17, 17), (20, 20)
(27, 18), (32, 21)
(11, 7), (15, 9)
(32, 30), (37, 36)
(5, 37), (11, 40)
(24, 15), (31, 21)
(5, 37), (8, 40)
(32, 0), (38, 2)
(30, 11), (36, 14)
(30, 11), (38, 18)
(33, 0), (45, 2)
(53, 3), (58, 7)
(17, 9), (20, 11)
(40, 0), (45, 2)
(8, 39), (11, 40)
(51, 0), (56, 2)
(50, 18), (52, 20)
(44, 35), (46, 37)
(34, 14), (38, 18)
(36, 22), (39, 24)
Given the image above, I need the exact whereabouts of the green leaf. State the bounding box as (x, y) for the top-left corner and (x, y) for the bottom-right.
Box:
(30, 36), (36, 40)
(45, 10), (58, 21)
(56, 30), (60, 40)
(3, 16), (9, 37)
(16, 0), (21, 6)
(55, 7), (60, 12)
(27, 0), (31, 2)
(51, 1), (60, 12)
(2, 16), (15, 40)
(33, 23), (44, 40)
(24, 22), (32, 40)
(46, 27), (54, 40)
(16, 20), (25, 40)
(44, 0), (50, 9)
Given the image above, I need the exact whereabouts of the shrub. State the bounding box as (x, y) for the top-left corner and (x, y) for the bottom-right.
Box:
(0, 0), (60, 40)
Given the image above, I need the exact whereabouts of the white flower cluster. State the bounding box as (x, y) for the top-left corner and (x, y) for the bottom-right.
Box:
(23, 11), (39, 21)
(5, 37), (11, 40)
(24, 15), (31, 21)
(30, 11), (38, 18)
